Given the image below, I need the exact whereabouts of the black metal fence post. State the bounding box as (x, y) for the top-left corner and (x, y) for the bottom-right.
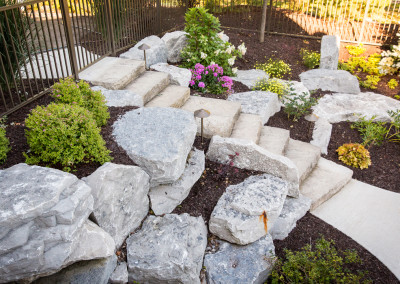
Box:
(105, 0), (116, 56)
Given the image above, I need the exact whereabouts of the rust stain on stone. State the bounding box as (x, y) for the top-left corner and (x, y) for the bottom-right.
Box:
(259, 210), (268, 233)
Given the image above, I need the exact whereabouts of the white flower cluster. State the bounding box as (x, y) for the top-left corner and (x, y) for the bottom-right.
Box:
(238, 42), (247, 56)
(378, 33), (400, 75)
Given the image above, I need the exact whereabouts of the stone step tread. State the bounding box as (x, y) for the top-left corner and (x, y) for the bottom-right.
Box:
(124, 71), (170, 105)
(284, 139), (321, 183)
(258, 126), (290, 156)
(79, 57), (145, 90)
(181, 96), (242, 138)
(230, 114), (262, 144)
(301, 158), (353, 210)
(145, 85), (190, 108)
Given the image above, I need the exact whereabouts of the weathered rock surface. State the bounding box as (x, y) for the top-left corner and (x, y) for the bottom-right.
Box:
(320, 35), (340, 70)
(207, 136), (300, 197)
(149, 149), (205, 215)
(300, 69), (360, 94)
(113, 107), (197, 185)
(34, 255), (117, 284)
(83, 163), (150, 248)
(311, 92), (400, 123)
(0, 164), (115, 283)
(161, 31), (187, 63)
(227, 91), (281, 124)
(92, 86), (143, 107)
(150, 62), (191, 87)
(232, 69), (269, 89)
(269, 195), (311, 240)
(310, 118), (332, 155)
(109, 261), (129, 284)
(209, 174), (289, 245)
(204, 234), (275, 284)
(126, 214), (207, 284)
(120, 35), (168, 68)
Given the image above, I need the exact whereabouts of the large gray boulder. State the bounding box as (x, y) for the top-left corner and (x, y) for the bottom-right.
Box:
(0, 164), (114, 283)
(209, 174), (289, 245)
(149, 149), (205, 215)
(161, 31), (187, 63)
(83, 163), (150, 248)
(232, 69), (269, 89)
(269, 194), (311, 240)
(126, 214), (207, 284)
(300, 69), (360, 94)
(150, 62), (191, 87)
(120, 35), (168, 68)
(113, 107), (197, 185)
(227, 91), (281, 124)
(204, 234), (275, 284)
(207, 136), (300, 197)
(320, 35), (340, 70)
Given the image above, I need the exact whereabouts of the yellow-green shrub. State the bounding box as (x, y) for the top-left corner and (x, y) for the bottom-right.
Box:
(253, 78), (288, 99)
(255, 58), (291, 79)
(337, 143), (371, 169)
(388, 79), (398, 89)
(0, 127), (10, 164)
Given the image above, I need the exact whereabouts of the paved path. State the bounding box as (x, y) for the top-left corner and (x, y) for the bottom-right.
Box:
(312, 179), (400, 280)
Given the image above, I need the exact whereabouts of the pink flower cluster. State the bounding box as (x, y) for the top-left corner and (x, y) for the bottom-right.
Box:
(189, 63), (233, 94)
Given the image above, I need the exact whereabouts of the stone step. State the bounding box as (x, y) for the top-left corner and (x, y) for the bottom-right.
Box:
(301, 158), (353, 210)
(79, 57), (145, 90)
(145, 85), (190, 108)
(181, 96), (241, 138)
(230, 114), (262, 144)
(124, 71), (170, 105)
(258, 126), (290, 156)
(284, 139), (321, 183)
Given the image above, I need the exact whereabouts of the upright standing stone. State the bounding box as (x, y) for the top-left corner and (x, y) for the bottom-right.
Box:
(320, 35), (340, 70)
(161, 31), (188, 63)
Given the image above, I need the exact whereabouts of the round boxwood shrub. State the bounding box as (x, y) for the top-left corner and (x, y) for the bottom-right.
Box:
(0, 127), (10, 164)
(337, 143), (371, 169)
(24, 103), (111, 171)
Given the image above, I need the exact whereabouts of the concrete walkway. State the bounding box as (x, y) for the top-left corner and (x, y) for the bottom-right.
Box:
(312, 179), (400, 280)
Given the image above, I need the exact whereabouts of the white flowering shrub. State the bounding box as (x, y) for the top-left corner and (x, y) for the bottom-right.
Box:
(180, 7), (246, 76)
(379, 33), (400, 75)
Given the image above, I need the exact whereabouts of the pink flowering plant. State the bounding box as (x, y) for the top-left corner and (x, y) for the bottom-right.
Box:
(189, 63), (233, 94)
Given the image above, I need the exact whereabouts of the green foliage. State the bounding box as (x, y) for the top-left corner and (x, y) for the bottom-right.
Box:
(24, 103), (111, 172)
(180, 7), (245, 76)
(270, 237), (370, 283)
(351, 116), (389, 146)
(388, 78), (398, 89)
(359, 75), (381, 89)
(300, 48), (320, 69)
(253, 78), (289, 99)
(254, 58), (291, 79)
(283, 93), (318, 121)
(387, 110), (400, 142)
(0, 120), (10, 164)
(337, 143), (372, 169)
(51, 78), (109, 127)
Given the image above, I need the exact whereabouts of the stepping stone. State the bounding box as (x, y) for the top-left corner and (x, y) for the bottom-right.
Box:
(150, 62), (191, 87)
(230, 113), (262, 144)
(301, 158), (353, 210)
(112, 107), (197, 185)
(258, 126), (290, 156)
(284, 139), (321, 183)
(181, 96), (241, 138)
(79, 57), (145, 90)
(227, 91), (281, 124)
(204, 234), (275, 283)
(124, 71), (170, 105)
(126, 214), (207, 284)
(209, 174), (289, 245)
(92, 86), (144, 107)
(232, 69), (269, 89)
(145, 85), (190, 108)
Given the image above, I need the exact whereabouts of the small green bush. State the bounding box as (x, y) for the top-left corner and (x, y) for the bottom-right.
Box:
(283, 93), (318, 121)
(388, 78), (398, 89)
(51, 78), (109, 127)
(300, 48), (320, 69)
(253, 78), (289, 99)
(337, 143), (372, 169)
(24, 103), (111, 172)
(0, 127), (10, 164)
(351, 116), (388, 147)
(359, 75), (381, 89)
(255, 58), (291, 79)
(270, 237), (371, 283)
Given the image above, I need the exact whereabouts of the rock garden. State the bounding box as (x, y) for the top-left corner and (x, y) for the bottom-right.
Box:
(1, 7), (400, 284)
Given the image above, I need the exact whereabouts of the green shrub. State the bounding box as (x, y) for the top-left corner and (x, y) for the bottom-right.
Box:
(0, 127), (10, 164)
(255, 58), (291, 79)
(253, 78), (289, 99)
(24, 103), (111, 172)
(387, 110), (400, 143)
(300, 48), (320, 69)
(51, 78), (109, 127)
(388, 78), (398, 89)
(337, 143), (372, 169)
(283, 93), (318, 121)
(270, 237), (370, 283)
(351, 116), (388, 147)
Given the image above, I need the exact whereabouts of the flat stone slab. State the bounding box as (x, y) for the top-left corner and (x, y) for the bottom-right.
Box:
(300, 69), (360, 94)
(310, 118), (332, 155)
(150, 63), (191, 87)
(311, 92), (400, 123)
(126, 214), (207, 284)
(230, 113), (262, 144)
(79, 57), (145, 90)
(227, 91), (281, 124)
(92, 86), (143, 107)
(204, 234), (275, 284)
(320, 35), (340, 70)
(112, 107), (197, 185)
(232, 69), (269, 89)
(145, 85), (190, 108)
(149, 149), (205, 215)
(312, 179), (400, 280)
(209, 174), (289, 245)
(258, 126), (290, 156)
(181, 96), (242, 138)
